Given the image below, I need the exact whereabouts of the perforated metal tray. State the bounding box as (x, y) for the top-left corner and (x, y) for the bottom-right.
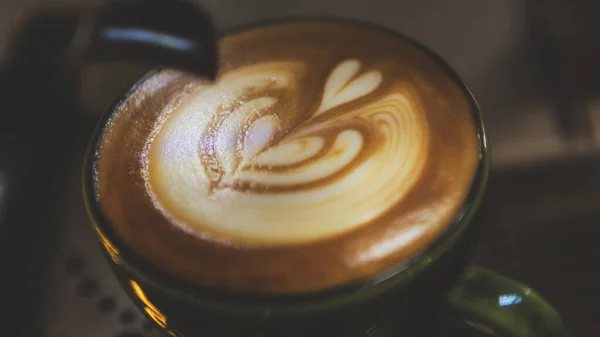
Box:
(42, 146), (166, 337)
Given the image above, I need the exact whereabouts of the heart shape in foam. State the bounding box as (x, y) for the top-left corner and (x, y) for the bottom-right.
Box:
(316, 59), (383, 115)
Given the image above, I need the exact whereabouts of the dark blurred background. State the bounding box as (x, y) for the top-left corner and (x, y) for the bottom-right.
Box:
(0, 0), (598, 336)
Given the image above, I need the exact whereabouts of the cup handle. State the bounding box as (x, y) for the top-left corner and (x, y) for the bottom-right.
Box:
(441, 267), (568, 337)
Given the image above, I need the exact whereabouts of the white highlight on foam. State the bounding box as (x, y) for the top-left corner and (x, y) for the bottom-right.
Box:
(215, 97), (276, 174)
(145, 60), (429, 245)
(242, 114), (278, 163)
(355, 226), (428, 263)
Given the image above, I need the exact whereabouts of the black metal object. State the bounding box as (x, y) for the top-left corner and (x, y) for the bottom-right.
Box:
(76, 0), (218, 77)
(0, 1), (217, 336)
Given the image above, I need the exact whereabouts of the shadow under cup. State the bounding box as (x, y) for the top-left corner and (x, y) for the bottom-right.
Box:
(83, 19), (489, 337)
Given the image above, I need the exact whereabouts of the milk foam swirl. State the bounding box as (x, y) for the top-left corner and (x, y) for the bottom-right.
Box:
(145, 59), (430, 245)
(95, 21), (480, 293)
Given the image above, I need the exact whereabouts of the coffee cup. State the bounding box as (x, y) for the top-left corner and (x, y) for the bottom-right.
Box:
(83, 18), (566, 337)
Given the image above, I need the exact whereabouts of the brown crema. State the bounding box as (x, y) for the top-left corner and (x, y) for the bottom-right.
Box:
(94, 21), (480, 294)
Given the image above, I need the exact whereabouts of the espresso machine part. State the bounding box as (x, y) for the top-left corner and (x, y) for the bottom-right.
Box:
(0, 1), (218, 335)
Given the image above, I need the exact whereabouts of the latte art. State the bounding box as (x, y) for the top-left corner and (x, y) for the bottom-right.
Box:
(146, 59), (429, 244)
(95, 21), (480, 293)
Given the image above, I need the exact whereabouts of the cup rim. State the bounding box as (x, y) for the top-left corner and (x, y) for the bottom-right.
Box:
(83, 16), (490, 315)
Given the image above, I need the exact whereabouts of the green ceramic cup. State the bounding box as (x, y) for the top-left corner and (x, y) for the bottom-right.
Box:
(83, 18), (567, 337)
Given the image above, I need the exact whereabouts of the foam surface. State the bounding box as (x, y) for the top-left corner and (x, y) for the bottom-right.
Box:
(95, 21), (480, 293)
(146, 59), (429, 244)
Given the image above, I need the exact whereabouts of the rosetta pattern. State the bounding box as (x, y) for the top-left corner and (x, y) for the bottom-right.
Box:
(145, 59), (430, 245)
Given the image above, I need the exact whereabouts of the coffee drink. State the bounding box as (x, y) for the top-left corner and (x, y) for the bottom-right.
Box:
(93, 20), (479, 294)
